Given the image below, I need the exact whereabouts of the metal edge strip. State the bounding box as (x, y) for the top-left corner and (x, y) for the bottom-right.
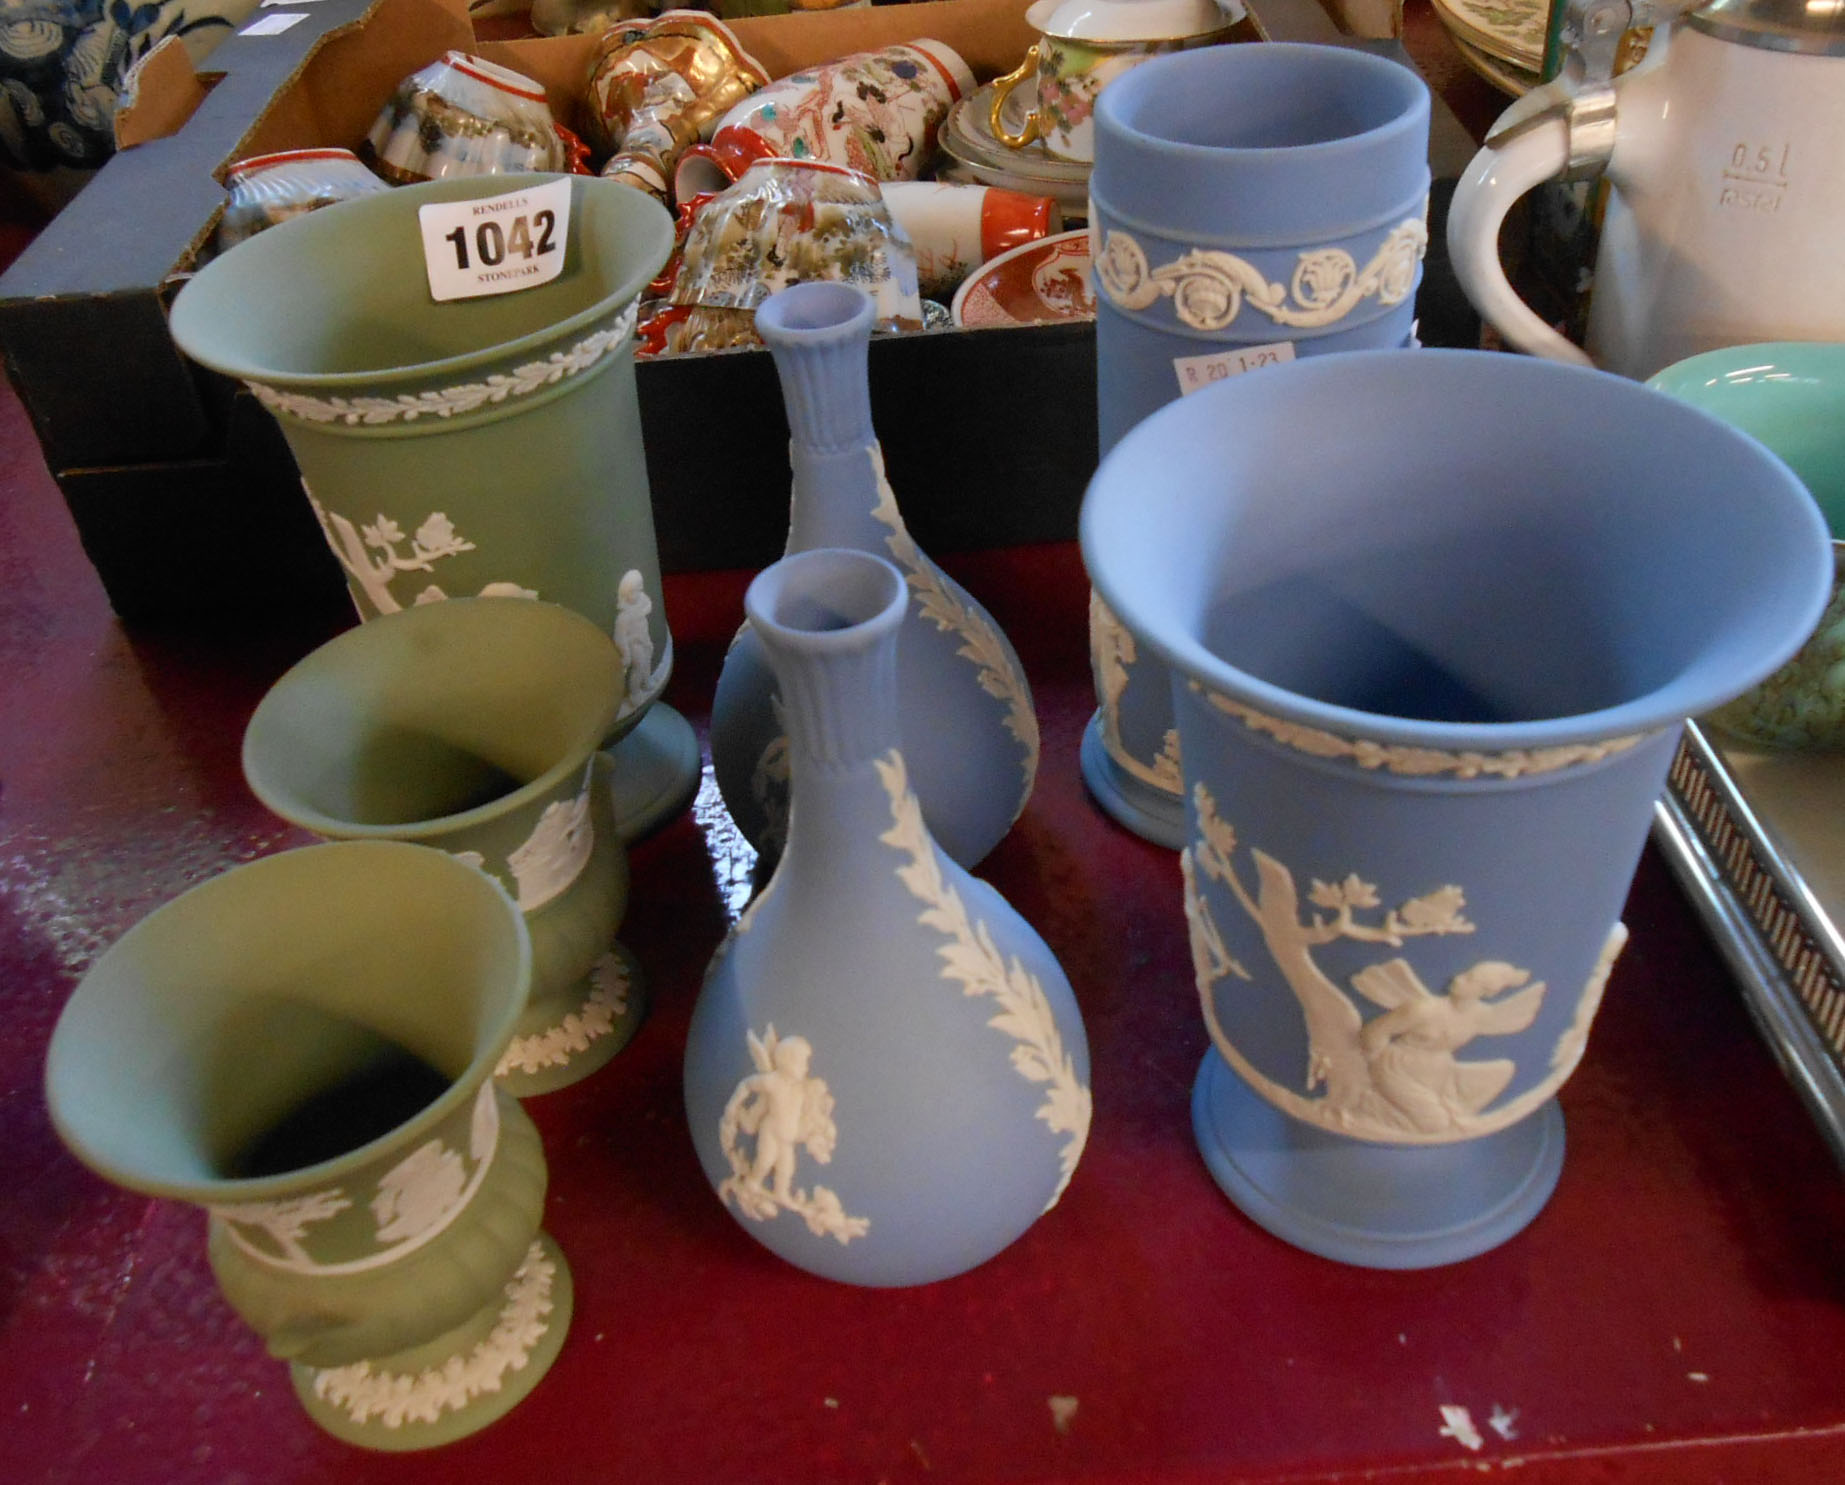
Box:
(1652, 724), (1845, 1168)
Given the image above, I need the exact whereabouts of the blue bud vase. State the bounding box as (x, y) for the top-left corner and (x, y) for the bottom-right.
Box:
(707, 282), (1040, 867)
(685, 548), (1092, 1286)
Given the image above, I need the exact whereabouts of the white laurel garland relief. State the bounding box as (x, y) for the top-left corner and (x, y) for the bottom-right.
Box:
(1094, 218), (1428, 331)
(249, 307), (638, 427)
(717, 1024), (870, 1244)
(866, 446), (1040, 805)
(308, 1239), (559, 1429)
(209, 1081), (500, 1274)
(1195, 684), (1652, 779)
(875, 751), (1091, 1207)
(1183, 780), (1627, 1144)
(1089, 590), (1182, 793)
(495, 952), (633, 1078)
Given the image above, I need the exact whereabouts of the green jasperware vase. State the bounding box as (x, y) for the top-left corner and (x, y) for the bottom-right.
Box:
(243, 596), (643, 1096)
(167, 171), (699, 840)
(44, 841), (571, 1451)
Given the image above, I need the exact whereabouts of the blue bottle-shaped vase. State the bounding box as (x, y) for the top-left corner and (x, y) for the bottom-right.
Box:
(708, 281), (1040, 867)
(686, 548), (1092, 1286)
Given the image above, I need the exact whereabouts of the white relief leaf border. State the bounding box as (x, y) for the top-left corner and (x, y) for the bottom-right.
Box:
(248, 305), (639, 427)
(874, 750), (1090, 1207)
(1195, 683), (1653, 780)
(867, 446), (1041, 804)
(308, 1239), (559, 1429)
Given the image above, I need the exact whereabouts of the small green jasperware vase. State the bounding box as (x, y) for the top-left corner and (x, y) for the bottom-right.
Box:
(44, 840), (572, 1451)
(167, 171), (700, 840)
(243, 596), (643, 1095)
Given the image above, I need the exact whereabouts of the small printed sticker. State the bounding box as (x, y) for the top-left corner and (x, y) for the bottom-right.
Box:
(240, 11), (308, 31)
(1173, 340), (1296, 395)
(418, 178), (572, 304)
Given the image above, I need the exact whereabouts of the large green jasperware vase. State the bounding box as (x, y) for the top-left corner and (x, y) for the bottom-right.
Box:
(243, 596), (642, 1096)
(43, 841), (572, 1450)
(167, 172), (698, 839)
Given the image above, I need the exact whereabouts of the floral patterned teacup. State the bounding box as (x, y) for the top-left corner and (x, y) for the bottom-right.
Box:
(673, 40), (973, 202)
(988, 0), (1243, 164)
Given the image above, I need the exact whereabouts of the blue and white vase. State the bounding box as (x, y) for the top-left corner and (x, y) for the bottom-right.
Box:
(686, 548), (1091, 1286)
(1081, 348), (1832, 1268)
(707, 281), (1040, 868)
(1083, 43), (1432, 847)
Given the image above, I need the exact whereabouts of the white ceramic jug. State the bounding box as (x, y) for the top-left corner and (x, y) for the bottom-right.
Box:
(1447, 0), (1845, 380)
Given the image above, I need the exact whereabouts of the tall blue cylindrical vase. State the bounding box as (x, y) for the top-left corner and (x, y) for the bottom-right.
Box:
(707, 282), (1040, 868)
(687, 548), (1090, 1286)
(1083, 44), (1432, 847)
(1082, 349), (1832, 1268)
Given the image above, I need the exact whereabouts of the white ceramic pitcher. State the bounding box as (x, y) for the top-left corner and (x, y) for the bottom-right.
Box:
(1446, 0), (1845, 380)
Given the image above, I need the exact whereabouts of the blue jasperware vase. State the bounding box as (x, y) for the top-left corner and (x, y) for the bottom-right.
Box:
(707, 281), (1040, 868)
(1081, 349), (1832, 1268)
(686, 548), (1091, 1286)
(1083, 43), (1431, 848)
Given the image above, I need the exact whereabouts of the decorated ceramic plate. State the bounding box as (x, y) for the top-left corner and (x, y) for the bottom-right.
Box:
(939, 82), (1092, 216)
(1450, 32), (1541, 95)
(951, 229), (1095, 328)
(1430, 0), (1546, 71)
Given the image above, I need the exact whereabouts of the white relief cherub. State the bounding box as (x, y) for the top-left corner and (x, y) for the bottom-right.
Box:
(1352, 959), (1548, 1134)
(717, 1026), (868, 1244)
(613, 569), (657, 714)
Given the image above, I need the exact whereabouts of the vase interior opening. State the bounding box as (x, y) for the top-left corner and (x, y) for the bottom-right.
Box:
(245, 601), (621, 831)
(44, 845), (526, 1195)
(1113, 51), (1419, 151)
(751, 548), (903, 638)
(1083, 349), (1833, 739)
(755, 280), (871, 336)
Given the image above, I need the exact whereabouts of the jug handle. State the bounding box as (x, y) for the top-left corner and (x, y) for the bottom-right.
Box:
(1446, 91), (1593, 368)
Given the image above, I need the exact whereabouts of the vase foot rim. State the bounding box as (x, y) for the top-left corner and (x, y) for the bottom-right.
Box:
(289, 1231), (574, 1450)
(1079, 712), (1186, 850)
(604, 703), (702, 843)
(1191, 1052), (1564, 1270)
(497, 941), (647, 1096)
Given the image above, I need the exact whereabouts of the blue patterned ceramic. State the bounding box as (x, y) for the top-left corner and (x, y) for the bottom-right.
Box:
(1081, 348), (1832, 1267)
(0, 0), (255, 172)
(707, 281), (1040, 867)
(1081, 43), (1432, 848)
(686, 548), (1091, 1286)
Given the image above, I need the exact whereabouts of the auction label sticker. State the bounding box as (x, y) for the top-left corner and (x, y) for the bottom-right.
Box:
(419, 178), (571, 303)
(1173, 340), (1295, 396)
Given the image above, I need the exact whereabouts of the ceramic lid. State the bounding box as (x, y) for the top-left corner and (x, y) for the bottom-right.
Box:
(1041, 0), (1241, 42)
(1688, 0), (1845, 55)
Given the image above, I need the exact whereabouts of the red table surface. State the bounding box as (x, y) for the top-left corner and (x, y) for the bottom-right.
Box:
(4, 356), (1845, 1484)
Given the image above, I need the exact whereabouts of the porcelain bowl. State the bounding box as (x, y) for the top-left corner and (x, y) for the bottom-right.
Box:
(1650, 342), (1845, 751)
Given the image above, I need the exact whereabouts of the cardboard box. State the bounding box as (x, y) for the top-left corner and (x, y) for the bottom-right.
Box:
(0, 0), (1474, 621)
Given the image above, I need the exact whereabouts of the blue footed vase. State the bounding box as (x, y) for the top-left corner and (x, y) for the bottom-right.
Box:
(1081, 348), (1832, 1268)
(1084, 43), (1432, 848)
(685, 548), (1092, 1286)
(707, 281), (1040, 868)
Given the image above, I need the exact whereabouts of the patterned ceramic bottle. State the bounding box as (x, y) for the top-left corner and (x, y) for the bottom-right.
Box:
(708, 281), (1040, 866)
(686, 548), (1091, 1286)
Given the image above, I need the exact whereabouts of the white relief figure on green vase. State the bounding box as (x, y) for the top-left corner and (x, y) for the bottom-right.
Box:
(244, 599), (647, 1099)
(168, 174), (701, 843)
